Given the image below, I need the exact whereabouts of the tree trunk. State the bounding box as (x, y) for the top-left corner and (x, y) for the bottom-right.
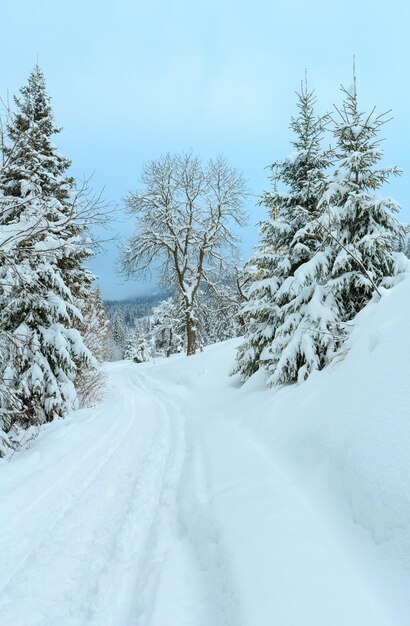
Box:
(166, 329), (173, 358)
(186, 314), (196, 356)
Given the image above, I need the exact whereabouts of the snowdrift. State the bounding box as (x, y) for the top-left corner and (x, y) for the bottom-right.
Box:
(232, 276), (410, 620)
(145, 276), (410, 621)
(235, 276), (410, 553)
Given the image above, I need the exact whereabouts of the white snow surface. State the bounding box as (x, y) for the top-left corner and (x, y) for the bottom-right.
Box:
(1, 277), (410, 625)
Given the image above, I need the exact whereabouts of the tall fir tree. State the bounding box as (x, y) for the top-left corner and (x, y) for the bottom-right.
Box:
(313, 72), (409, 325)
(234, 82), (333, 383)
(0, 65), (94, 303)
(0, 66), (97, 431)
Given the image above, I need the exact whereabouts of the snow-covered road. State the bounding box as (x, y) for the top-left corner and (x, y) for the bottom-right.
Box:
(0, 342), (404, 625)
(0, 364), (187, 626)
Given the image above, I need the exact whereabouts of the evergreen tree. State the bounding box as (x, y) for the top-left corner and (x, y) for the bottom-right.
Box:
(107, 310), (127, 360)
(152, 297), (183, 357)
(0, 188), (60, 452)
(199, 281), (242, 346)
(314, 74), (409, 325)
(124, 327), (152, 363)
(1, 64), (95, 318)
(405, 236), (410, 259)
(75, 287), (107, 405)
(0, 192), (93, 426)
(235, 74), (408, 387)
(0, 66), (96, 428)
(234, 83), (332, 383)
(1, 66), (72, 199)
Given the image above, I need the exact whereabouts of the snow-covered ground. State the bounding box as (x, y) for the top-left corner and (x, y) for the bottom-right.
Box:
(1, 278), (410, 625)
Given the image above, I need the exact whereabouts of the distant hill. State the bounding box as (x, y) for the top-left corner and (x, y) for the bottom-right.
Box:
(104, 291), (173, 327)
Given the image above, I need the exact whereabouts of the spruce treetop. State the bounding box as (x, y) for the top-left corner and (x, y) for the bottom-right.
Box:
(262, 81), (330, 223)
(2, 65), (73, 201)
(330, 75), (401, 194)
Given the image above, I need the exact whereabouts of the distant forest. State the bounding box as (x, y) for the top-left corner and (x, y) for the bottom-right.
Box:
(104, 292), (171, 328)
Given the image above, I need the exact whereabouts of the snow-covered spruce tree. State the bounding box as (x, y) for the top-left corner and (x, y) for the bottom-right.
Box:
(0, 190), (69, 451)
(106, 310), (128, 360)
(124, 327), (152, 363)
(152, 297), (184, 357)
(314, 75), (408, 328)
(0, 191), (92, 427)
(0, 66), (96, 430)
(0, 66), (71, 199)
(75, 287), (108, 405)
(199, 279), (242, 345)
(234, 83), (333, 383)
(3, 65), (96, 310)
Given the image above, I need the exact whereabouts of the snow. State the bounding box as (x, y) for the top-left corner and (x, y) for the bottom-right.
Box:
(1, 277), (410, 624)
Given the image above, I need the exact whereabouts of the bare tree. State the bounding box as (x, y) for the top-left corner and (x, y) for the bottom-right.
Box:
(121, 152), (248, 355)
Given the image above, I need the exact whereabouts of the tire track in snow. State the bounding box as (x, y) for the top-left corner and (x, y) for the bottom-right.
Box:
(0, 365), (186, 626)
(144, 383), (244, 626)
(0, 406), (138, 595)
(86, 373), (187, 626)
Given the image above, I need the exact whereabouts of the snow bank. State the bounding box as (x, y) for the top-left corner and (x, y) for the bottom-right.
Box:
(144, 276), (410, 620)
(234, 277), (410, 550)
(229, 276), (410, 619)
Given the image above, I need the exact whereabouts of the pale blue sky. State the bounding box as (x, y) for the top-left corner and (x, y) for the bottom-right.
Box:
(2, 0), (409, 299)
